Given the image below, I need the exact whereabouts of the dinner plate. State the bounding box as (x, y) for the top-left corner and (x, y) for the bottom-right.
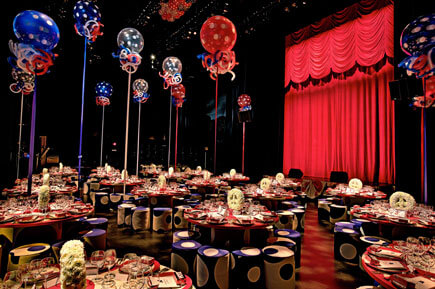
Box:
(187, 214), (206, 220)
(48, 213), (70, 220)
(16, 215), (44, 223)
(207, 219), (227, 225)
(118, 260), (154, 275)
(0, 215), (14, 223)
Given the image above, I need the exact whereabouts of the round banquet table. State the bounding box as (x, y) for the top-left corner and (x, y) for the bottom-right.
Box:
(361, 249), (435, 289)
(186, 213), (277, 247)
(0, 203), (93, 245)
(350, 208), (435, 240)
(45, 259), (194, 289)
(131, 187), (190, 207)
(3, 185), (78, 198)
(244, 192), (296, 211)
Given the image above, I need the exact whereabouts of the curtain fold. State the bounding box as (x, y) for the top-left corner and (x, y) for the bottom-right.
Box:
(283, 64), (395, 183)
(284, 4), (394, 88)
(283, 3), (395, 184)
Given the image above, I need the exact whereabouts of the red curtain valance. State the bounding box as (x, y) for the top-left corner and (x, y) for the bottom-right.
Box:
(284, 4), (394, 88)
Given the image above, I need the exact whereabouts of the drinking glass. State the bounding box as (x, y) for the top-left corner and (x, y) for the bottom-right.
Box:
(40, 257), (55, 288)
(104, 249), (117, 280)
(17, 264), (31, 289)
(102, 279), (117, 289)
(418, 236), (431, 255)
(29, 259), (42, 283)
(122, 253), (139, 288)
(90, 250), (106, 283)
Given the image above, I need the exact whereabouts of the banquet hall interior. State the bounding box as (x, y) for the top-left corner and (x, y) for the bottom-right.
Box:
(0, 0), (434, 288)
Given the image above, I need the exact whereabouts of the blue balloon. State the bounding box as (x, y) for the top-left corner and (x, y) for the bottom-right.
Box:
(95, 81), (113, 98)
(73, 1), (101, 27)
(13, 10), (60, 51)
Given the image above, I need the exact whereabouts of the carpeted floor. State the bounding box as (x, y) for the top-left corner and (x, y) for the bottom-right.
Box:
(102, 201), (374, 288)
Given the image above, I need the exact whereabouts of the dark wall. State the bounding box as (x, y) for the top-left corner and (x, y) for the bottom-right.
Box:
(393, 0), (434, 205)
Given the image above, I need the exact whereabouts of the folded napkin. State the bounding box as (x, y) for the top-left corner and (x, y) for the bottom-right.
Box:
(391, 274), (435, 289)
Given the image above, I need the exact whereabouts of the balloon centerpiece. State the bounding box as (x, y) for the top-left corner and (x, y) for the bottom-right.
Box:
(237, 94), (251, 111)
(159, 56), (183, 89)
(159, 0), (192, 22)
(8, 10), (59, 76)
(399, 13), (435, 108)
(198, 16), (238, 80)
(95, 81), (113, 106)
(113, 28), (144, 74)
(73, 1), (103, 42)
(133, 79), (150, 103)
(171, 83), (186, 108)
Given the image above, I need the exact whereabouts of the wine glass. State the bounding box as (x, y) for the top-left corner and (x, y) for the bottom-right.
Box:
(40, 257), (55, 288)
(29, 259), (42, 284)
(104, 249), (117, 280)
(17, 264), (31, 289)
(90, 250), (106, 283)
(102, 279), (117, 289)
(417, 236), (431, 255)
(122, 253), (139, 288)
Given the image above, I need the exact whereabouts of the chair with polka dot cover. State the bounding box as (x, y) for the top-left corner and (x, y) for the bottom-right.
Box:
(173, 230), (202, 243)
(262, 245), (295, 289)
(333, 227), (360, 265)
(84, 217), (108, 231)
(109, 193), (123, 210)
(171, 240), (202, 282)
(275, 210), (295, 230)
(173, 205), (191, 230)
(83, 229), (107, 253)
(152, 207), (172, 233)
(7, 243), (51, 271)
(196, 245), (230, 289)
(273, 229), (301, 268)
(95, 192), (110, 213)
(230, 247), (264, 289)
(117, 203), (136, 227)
(288, 208), (305, 232)
(329, 204), (348, 224)
(317, 198), (331, 224)
(131, 206), (150, 231)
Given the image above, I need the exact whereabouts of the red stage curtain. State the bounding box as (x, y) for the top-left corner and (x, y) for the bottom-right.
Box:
(284, 4), (394, 88)
(283, 3), (395, 184)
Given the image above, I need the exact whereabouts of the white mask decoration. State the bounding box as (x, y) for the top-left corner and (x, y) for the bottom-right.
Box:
(105, 163), (108, 169)
(196, 166), (202, 173)
(59, 162), (63, 172)
(389, 191), (415, 211)
(203, 170), (211, 181)
(260, 178), (271, 191)
(151, 164), (157, 173)
(168, 167), (174, 176)
(106, 165), (112, 174)
(121, 169), (128, 180)
(158, 175), (167, 189)
(228, 188), (244, 210)
(42, 173), (50, 186)
(230, 169), (236, 177)
(348, 178), (363, 190)
(276, 173), (285, 183)
(184, 167), (191, 174)
(42, 168), (48, 175)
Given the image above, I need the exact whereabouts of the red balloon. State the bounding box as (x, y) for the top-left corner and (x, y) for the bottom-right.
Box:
(172, 84), (185, 98)
(200, 15), (237, 54)
(238, 94), (251, 108)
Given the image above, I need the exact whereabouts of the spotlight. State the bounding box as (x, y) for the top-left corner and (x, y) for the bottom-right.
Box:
(150, 54), (156, 60)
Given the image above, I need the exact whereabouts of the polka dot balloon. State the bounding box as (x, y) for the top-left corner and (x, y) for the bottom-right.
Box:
(400, 13), (435, 56)
(200, 15), (237, 54)
(95, 81), (113, 98)
(117, 28), (144, 53)
(13, 10), (60, 51)
(237, 94), (251, 109)
(73, 1), (101, 28)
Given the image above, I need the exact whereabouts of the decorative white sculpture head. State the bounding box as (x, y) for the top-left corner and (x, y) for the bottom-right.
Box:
(260, 178), (271, 191)
(196, 166), (202, 172)
(42, 173), (50, 186)
(228, 188), (244, 210)
(184, 167), (191, 174)
(106, 165), (112, 173)
(42, 168), (48, 174)
(203, 170), (211, 181)
(151, 164), (157, 173)
(348, 178), (363, 190)
(59, 162), (63, 172)
(105, 163), (108, 169)
(168, 167), (174, 176)
(275, 173), (285, 183)
(389, 191), (416, 211)
(230, 169), (236, 177)
(121, 169), (128, 180)
(158, 175), (167, 189)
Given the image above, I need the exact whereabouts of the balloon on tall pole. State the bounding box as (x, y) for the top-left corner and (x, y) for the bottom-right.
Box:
(95, 81), (113, 167)
(8, 10), (59, 195)
(9, 68), (35, 180)
(237, 94), (252, 175)
(132, 79), (150, 176)
(113, 28), (144, 194)
(73, 0), (104, 185)
(159, 56), (183, 170)
(171, 83), (186, 169)
(398, 13), (435, 204)
(198, 15), (238, 174)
